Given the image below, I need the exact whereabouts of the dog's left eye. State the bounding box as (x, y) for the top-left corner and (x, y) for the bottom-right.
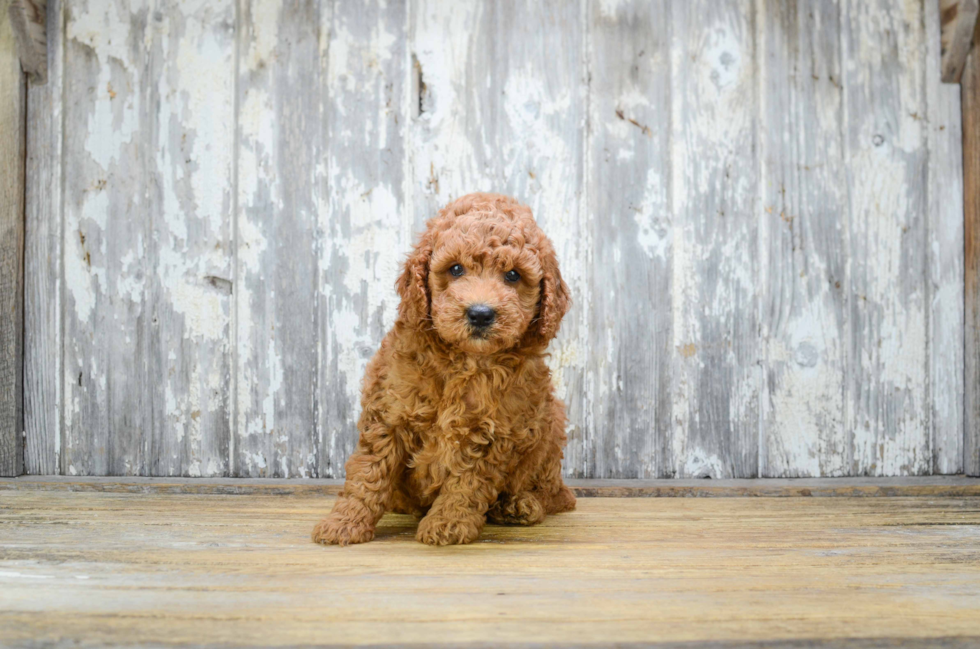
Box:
(449, 264), (465, 277)
(504, 270), (521, 283)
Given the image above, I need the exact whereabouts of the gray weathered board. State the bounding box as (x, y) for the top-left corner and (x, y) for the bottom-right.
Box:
(23, 0), (967, 478)
(1, 0), (26, 477)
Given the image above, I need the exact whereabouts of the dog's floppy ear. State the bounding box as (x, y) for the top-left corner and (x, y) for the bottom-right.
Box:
(396, 230), (434, 329)
(523, 240), (571, 348)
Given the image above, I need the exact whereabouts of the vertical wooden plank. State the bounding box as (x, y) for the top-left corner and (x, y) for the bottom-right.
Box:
(316, 0), (409, 477)
(587, 0), (671, 478)
(144, 0), (235, 476)
(926, 0), (965, 475)
(757, 0), (847, 477)
(964, 31), (980, 477)
(236, 0), (319, 477)
(669, 0), (760, 478)
(59, 0), (235, 477)
(23, 0), (62, 474)
(1, 0), (26, 477)
(408, 0), (493, 229)
(841, 0), (930, 476)
(62, 0), (149, 475)
(409, 0), (590, 477)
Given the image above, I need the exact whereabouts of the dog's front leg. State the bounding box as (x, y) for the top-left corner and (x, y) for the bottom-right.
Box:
(416, 464), (499, 546)
(312, 420), (400, 546)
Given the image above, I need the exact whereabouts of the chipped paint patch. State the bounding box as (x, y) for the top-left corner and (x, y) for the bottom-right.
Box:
(46, 0), (961, 480)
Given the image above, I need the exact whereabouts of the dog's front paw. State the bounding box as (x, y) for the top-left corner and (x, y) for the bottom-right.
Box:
(311, 514), (375, 546)
(416, 513), (483, 546)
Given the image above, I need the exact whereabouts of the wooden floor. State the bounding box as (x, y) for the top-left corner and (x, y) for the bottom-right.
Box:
(2, 480), (980, 648)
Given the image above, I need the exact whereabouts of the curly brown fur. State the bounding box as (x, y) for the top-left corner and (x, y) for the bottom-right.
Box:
(312, 193), (576, 546)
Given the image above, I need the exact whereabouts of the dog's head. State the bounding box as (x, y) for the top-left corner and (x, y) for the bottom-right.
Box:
(396, 193), (570, 354)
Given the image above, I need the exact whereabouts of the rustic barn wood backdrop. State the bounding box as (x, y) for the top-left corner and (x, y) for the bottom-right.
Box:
(21, 0), (967, 479)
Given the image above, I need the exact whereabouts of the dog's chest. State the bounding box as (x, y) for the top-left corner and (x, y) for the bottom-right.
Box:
(460, 376), (487, 413)
(404, 368), (520, 452)
(400, 365), (540, 500)
(446, 366), (514, 420)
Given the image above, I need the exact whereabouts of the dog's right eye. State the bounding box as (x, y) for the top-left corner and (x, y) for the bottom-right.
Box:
(449, 264), (465, 277)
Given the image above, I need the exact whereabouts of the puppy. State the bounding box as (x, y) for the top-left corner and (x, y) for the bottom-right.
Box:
(312, 193), (576, 546)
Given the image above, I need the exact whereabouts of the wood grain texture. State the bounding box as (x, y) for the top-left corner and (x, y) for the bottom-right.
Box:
(4, 475), (980, 498)
(61, 0), (149, 475)
(0, 0), (26, 477)
(235, 0), (320, 477)
(940, 0), (979, 83)
(758, 0), (847, 477)
(587, 0), (671, 478)
(670, 0), (760, 478)
(842, 0), (931, 476)
(23, 0), (61, 475)
(2, 490), (980, 647)
(965, 36), (980, 477)
(317, 0), (409, 478)
(926, 0), (966, 475)
(6, 0), (45, 82)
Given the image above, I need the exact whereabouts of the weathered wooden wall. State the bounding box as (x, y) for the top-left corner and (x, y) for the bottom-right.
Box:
(24, 0), (966, 478)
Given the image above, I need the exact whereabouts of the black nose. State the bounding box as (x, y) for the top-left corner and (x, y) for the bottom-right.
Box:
(466, 304), (496, 329)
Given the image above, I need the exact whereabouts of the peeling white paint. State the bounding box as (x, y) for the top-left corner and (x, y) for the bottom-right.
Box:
(683, 451), (727, 479)
(64, 229), (97, 323)
(324, 178), (403, 410)
(245, 0), (279, 70)
(46, 0), (962, 479)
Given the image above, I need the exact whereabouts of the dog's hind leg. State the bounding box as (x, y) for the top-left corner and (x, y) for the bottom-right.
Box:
(537, 397), (577, 515)
(489, 420), (575, 524)
(546, 483), (577, 514)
